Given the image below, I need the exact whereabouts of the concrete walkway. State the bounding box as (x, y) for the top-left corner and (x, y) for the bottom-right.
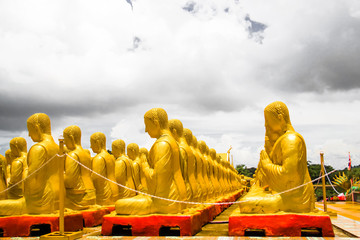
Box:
(316, 201), (360, 238)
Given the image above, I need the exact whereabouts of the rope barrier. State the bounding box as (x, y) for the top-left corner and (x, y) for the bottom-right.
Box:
(67, 153), (337, 205)
(0, 153), (61, 195)
(323, 166), (342, 195)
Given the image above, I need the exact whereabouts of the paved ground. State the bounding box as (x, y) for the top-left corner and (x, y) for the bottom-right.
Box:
(316, 201), (360, 238)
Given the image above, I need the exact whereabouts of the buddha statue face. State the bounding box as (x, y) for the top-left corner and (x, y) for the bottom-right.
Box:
(112, 139), (125, 158)
(27, 113), (51, 142)
(264, 101), (291, 147)
(183, 128), (193, 145)
(9, 137), (27, 158)
(27, 122), (41, 142)
(209, 148), (216, 160)
(144, 108), (168, 139)
(63, 125), (82, 151)
(127, 143), (139, 160)
(90, 132), (106, 154)
(168, 119), (184, 141)
(5, 149), (13, 165)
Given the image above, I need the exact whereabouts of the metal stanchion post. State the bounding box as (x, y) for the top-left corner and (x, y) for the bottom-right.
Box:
(59, 136), (65, 235)
(320, 151), (327, 212)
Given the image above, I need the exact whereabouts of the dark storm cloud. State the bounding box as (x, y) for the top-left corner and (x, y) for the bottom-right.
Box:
(0, 90), (142, 131)
(259, 7), (360, 93)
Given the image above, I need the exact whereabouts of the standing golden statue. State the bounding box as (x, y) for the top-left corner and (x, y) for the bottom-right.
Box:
(91, 132), (119, 205)
(115, 108), (187, 215)
(8, 137), (28, 199)
(239, 101), (315, 213)
(113, 139), (136, 198)
(63, 125), (96, 209)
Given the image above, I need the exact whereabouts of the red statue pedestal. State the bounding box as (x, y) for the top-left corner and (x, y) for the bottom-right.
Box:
(229, 212), (335, 237)
(0, 213), (83, 237)
(101, 211), (203, 236)
(82, 206), (115, 227)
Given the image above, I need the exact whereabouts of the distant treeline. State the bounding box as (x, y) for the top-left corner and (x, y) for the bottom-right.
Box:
(236, 163), (360, 199)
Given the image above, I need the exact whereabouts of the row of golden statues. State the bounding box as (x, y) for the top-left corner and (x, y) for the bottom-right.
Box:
(0, 101), (316, 216)
(0, 108), (241, 216)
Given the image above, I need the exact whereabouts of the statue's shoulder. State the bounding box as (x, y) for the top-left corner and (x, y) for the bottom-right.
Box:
(281, 132), (305, 146)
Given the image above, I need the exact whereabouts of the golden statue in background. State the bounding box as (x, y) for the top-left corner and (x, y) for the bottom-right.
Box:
(8, 137), (28, 199)
(239, 101), (315, 213)
(63, 125), (96, 209)
(113, 139), (136, 199)
(127, 143), (147, 193)
(0, 154), (7, 200)
(115, 108), (187, 215)
(91, 132), (119, 205)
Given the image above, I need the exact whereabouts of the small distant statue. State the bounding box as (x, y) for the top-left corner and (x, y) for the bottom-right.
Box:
(112, 139), (136, 198)
(63, 125), (96, 209)
(91, 132), (119, 205)
(8, 137), (28, 199)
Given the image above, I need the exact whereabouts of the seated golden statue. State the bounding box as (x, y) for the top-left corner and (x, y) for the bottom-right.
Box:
(209, 148), (221, 198)
(115, 108), (187, 215)
(0, 113), (60, 215)
(112, 139), (136, 198)
(5, 149), (13, 184)
(191, 136), (208, 200)
(8, 137), (28, 199)
(239, 101), (315, 213)
(91, 132), (119, 205)
(198, 140), (214, 198)
(0, 154), (7, 200)
(127, 143), (147, 193)
(182, 128), (200, 202)
(63, 125), (96, 209)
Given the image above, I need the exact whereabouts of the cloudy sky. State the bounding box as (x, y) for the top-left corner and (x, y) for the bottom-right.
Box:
(1, 0), (359, 170)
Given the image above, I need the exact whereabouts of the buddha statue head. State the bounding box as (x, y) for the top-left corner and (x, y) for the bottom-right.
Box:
(90, 132), (106, 154)
(264, 101), (294, 148)
(192, 135), (198, 148)
(5, 149), (14, 165)
(144, 108), (169, 139)
(139, 147), (150, 165)
(168, 119), (184, 141)
(9, 137), (27, 158)
(63, 125), (82, 151)
(209, 148), (216, 160)
(183, 128), (193, 146)
(112, 139), (126, 159)
(27, 113), (52, 142)
(127, 143), (139, 161)
(198, 140), (206, 154)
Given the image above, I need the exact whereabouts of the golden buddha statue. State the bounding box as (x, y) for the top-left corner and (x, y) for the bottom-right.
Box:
(169, 119), (192, 201)
(209, 148), (221, 197)
(63, 125), (96, 209)
(183, 128), (200, 202)
(191, 136), (207, 201)
(23, 113), (60, 214)
(5, 149), (13, 184)
(127, 143), (147, 193)
(115, 108), (187, 215)
(239, 101), (315, 213)
(91, 132), (119, 205)
(198, 140), (214, 198)
(112, 139), (136, 198)
(0, 154), (7, 200)
(8, 137), (28, 199)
